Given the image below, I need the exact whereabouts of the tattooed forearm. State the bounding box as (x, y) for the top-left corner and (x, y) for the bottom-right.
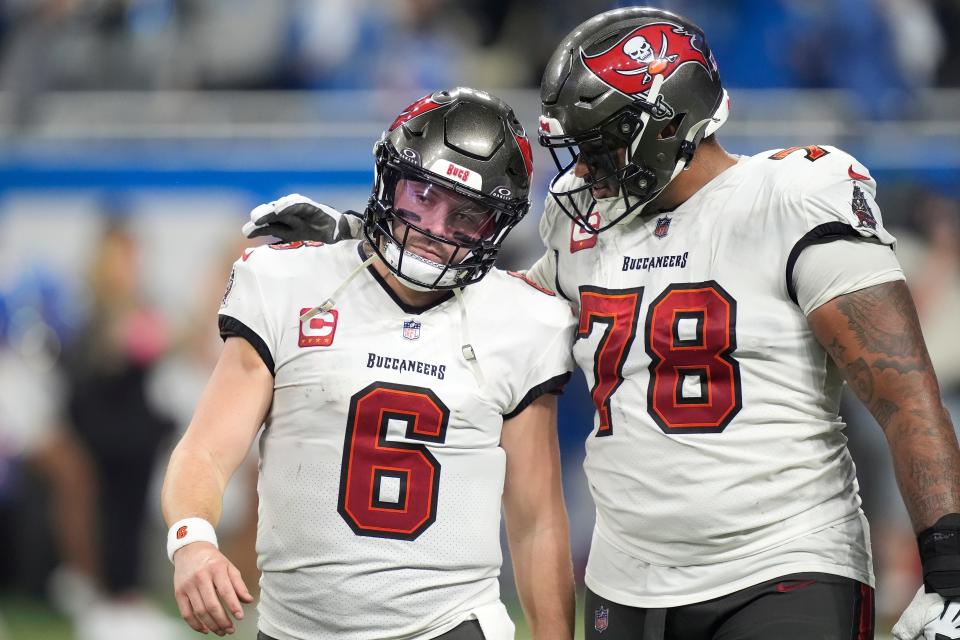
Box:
(872, 357), (927, 375)
(808, 280), (960, 530)
(896, 442), (960, 522)
(871, 398), (899, 430)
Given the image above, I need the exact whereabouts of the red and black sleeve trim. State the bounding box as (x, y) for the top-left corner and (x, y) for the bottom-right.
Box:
(218, 314), (275, 376)
(504, 371), (572, 420)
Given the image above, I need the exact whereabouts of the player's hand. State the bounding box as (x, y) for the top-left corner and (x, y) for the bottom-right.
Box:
(172, 541), (253, 636)
(242, 193), (355, 243)
(892, 587), (960, 639)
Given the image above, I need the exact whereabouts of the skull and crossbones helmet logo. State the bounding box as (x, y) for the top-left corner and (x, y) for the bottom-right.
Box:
(619, 32), (678, 78)
(623, 36), (654, 63)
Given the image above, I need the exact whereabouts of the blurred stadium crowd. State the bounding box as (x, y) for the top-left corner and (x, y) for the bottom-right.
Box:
(1, 1), (959, 639)
(2, 0), (960, 119)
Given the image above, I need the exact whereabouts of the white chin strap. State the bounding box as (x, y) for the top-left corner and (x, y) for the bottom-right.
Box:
(384, 241), (463, 292)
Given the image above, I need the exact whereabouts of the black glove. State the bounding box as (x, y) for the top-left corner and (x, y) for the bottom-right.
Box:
(242, 194), (359, 243)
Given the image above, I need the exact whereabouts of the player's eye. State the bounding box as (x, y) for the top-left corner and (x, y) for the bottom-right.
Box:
(450, 210), (496, 240)
(395, 208), (421, 223)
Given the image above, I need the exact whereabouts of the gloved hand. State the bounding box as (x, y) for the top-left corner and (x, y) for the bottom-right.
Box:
(242, 194), (359, 243)
(892, 587), (960, 639)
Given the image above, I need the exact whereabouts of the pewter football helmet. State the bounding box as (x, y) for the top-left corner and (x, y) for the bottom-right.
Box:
(365, 87), (533, 290)
(539, 7), (729, 232)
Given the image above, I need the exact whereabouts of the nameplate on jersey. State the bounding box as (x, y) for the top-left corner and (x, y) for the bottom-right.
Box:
(622, 252), (688, 272)
(367, 352), (446, 380)
(299, 308), (338, 347)
(570, 211), (600, 253)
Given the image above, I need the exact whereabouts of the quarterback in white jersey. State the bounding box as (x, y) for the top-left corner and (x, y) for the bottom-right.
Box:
(162, 88), (577, 640)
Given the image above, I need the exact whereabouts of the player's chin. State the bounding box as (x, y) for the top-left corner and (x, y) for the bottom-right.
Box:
(405, 245), (450, 266)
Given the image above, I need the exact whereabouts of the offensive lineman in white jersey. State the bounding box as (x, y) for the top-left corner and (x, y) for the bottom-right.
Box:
(530, 9), (959, 639)
(161, 88), (577, 640)
(248, 8), (960, 640)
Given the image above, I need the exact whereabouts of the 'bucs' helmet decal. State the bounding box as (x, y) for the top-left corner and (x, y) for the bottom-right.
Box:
(581, 22), (711, 107)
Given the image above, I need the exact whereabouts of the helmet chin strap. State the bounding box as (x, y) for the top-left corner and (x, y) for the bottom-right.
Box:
(384, 241), (470, 291)
(452, 287), (485, 386)
(300, 253), (377, 322)
(616, 121), (704, 227)
(629, 74), (665, 159)
(614, 73), (669, 226)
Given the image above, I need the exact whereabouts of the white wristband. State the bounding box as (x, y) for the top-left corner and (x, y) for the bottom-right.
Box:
(167, 517), (218, 563)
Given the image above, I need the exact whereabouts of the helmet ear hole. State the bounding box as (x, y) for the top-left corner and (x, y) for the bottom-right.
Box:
(657, 113), (686, 140)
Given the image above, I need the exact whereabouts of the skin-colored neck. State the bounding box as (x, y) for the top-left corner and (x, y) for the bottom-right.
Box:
(370, 251), (449, 307)
(650, 139), (739, 212)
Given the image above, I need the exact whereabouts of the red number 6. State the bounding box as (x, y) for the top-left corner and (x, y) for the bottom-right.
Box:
(337, 382), (449, 540)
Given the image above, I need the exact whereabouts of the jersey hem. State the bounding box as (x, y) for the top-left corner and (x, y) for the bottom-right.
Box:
(585, 561), (875, 609)
(257, 599), (503, 640)
(592, 507), (863, 569)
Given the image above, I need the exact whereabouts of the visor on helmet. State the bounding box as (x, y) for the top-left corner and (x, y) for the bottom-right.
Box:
(364, 141), (527, 291)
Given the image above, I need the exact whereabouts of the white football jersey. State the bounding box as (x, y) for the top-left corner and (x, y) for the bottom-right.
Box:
(534, 145), (898, 605)
(218, 240), (575, 640)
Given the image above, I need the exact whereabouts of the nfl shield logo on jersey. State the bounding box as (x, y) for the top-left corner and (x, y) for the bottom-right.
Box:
(654, 216), (672, 238)
(402, 320), (421, 340)
(594, 605), (609, 633)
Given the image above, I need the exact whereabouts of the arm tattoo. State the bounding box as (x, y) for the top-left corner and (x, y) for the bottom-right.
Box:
(844, 358), (874, 403)
(834, 282), (928, 363)
(871, 398), (899, 430)
(826, 338), (847, 363)
(872, 357), (927, 375)
(811, 280), (960, 530)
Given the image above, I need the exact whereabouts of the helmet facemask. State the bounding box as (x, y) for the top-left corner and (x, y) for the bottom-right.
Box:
(364, 141), (525, 291)
(541, 95), (703, 235)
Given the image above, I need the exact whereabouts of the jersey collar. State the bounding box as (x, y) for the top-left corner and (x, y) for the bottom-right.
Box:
(357, 243), (455, 315)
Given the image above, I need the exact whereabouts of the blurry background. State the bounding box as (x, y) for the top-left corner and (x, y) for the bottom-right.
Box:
(1, 0), (958, 638)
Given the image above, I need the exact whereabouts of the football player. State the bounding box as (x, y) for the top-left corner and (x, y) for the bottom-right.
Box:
(162, 88), (577, 640)
(243, 8), (960, 640)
